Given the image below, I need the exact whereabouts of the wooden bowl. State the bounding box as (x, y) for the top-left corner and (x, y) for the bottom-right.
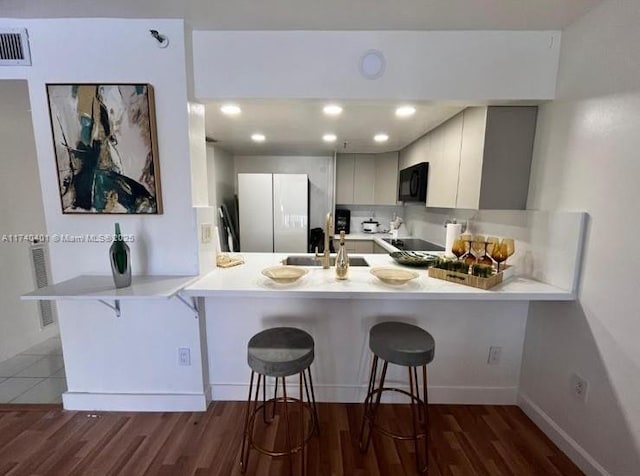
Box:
(370, 267), (419, 285)
(261, 266), (309, 284)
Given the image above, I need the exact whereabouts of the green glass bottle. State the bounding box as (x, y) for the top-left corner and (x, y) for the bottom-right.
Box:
(110, 222), (131, 288)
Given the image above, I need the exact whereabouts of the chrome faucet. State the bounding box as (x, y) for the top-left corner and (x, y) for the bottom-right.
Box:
(314, 212), (332, 269)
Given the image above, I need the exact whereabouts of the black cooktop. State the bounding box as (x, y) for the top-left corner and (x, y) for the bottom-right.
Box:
(383, 238), (444, 252)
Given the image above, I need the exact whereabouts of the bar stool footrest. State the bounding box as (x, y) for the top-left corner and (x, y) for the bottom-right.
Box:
(245, 396), (317, 457)
(362, 387), (428, 441)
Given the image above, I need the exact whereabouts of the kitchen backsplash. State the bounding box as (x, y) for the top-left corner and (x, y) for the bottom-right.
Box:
(404, 205), (586, 291)
(337, 205), (405, 234)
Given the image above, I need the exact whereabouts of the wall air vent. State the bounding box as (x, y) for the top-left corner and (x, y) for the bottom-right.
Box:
(0, 28), (31, 66)
(30, 241), (57, 328)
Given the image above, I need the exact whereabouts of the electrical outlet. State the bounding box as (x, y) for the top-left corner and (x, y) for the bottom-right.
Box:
(487, 346), (502, 365)
(178, 348), (191, 366)
(201, 224), (213, 244)
(571, 373), (588, 401)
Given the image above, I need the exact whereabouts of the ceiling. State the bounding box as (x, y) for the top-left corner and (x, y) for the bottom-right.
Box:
(0, 0), (601, 30)
(205, 100), (467, 155)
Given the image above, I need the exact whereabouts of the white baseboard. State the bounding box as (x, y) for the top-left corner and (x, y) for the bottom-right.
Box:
(210, 383), (518, 405)
(62, 391), (209, 412)
(518, 392), (610, 476)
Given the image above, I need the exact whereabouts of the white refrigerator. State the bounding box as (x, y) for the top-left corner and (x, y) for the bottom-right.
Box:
(238, 173), (309, 252)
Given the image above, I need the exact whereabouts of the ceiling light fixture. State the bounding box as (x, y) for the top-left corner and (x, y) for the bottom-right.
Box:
(323, 134), (337, 143)
(359, 49), (386, 80)
(323, 104), (343, 116)
(395, 105), (416, 118)
(374, 133), (389, 143)
(251, 133), (266, 143)
(220, 104), (241, 115)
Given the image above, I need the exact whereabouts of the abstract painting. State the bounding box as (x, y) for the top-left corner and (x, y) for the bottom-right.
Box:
(47, 84), (162, 214)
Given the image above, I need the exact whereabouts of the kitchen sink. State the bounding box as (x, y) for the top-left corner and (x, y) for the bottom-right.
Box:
(282, 256), (369, 267)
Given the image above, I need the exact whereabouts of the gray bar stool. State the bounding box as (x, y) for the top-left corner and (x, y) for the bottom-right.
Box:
(359, 321), (435, 474)
(240, 327), (319, 475)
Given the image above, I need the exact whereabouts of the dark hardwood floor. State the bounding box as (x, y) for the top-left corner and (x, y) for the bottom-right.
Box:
(0, 402), (583, 476)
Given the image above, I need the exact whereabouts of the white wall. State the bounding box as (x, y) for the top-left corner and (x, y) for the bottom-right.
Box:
(234, 155), (334, 230)
(189, 103), (209, 208)
(521, 1), (640, 474)
(207, 297), (529, 404)
(0, 19), (207, 410)
(193, 31), (561, 100)
(0, 80), (58, 362)
(0, 18), (199, 277)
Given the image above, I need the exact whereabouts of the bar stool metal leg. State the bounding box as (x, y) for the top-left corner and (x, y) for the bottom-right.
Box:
(422, 364), (430, 473)
(359, 354), (378, 451)
(359, 357), (388, 452)
(299, 372), (306, 476)
(241, 371), (262, 473)
(303, 369), (319, 436)
(409, 366), (427, 473)
(281, 376), (295, 476)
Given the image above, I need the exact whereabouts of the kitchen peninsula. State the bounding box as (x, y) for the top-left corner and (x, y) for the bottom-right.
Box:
(184, 247), (577, 405)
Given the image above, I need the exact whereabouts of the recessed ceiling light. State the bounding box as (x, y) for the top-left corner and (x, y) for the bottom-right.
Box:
(220, 104), (241, 115)
(374, 133), (389, 143)
(323, 134), (337, 143)
(323, 104), (343, 116)
(251, 133), (266, 143)
(395, 105), (416, 118)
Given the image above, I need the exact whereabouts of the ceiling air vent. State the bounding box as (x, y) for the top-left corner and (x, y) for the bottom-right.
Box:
(0, 28), (31, 66)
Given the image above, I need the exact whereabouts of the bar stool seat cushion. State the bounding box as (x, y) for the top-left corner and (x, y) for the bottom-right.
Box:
(248, 327), (315, 377)
(369, 322), (435, 367)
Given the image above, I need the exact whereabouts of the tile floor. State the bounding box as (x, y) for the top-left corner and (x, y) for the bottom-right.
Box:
(0, 336), (66, 404)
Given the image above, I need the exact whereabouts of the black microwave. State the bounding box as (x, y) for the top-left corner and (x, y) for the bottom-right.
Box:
(398, 162), (429, 202)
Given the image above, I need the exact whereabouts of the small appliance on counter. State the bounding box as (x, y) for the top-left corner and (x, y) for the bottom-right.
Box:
(335, 208), (351, 234)
(362, 218), (380, 233)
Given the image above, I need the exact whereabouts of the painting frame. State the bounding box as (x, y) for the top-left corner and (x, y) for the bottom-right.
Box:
(46, 83), (163, 215)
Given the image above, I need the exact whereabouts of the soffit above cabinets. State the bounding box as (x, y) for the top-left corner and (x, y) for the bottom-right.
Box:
(205, 99), (466, 155)
(0, 0), (602, 30)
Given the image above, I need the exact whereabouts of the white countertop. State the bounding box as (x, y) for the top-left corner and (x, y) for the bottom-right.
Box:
(184, 253), (574, 301)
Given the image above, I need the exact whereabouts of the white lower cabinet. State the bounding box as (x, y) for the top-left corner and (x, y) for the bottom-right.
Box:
(333, 239), (373, 254)
(373, 242), (388, 254)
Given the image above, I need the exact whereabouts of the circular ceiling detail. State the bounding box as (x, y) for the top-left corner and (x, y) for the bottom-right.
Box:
(359, 49), (386, 80)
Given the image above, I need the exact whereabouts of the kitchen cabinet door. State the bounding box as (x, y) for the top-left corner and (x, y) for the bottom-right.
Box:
(374, 152), (399, 205)
(374, 242), (388, 254)
(426, 114), (463, 208)
(354, 241), (374, 254)
(353, 155), (376, 205)
(336, 155), (355, 204)
(456, 107), (487, 209)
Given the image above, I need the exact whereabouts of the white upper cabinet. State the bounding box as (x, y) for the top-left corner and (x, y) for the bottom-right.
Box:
(457, 107), (488, 209)
(456, 106), (538, 209)
(398, 106), (537, 210)
(374, 152), (399, 205)
(336, 153), (398, 206)
(335, 154), (355, 204)
(353, 155), (376, 205)
(426, 114), (463, 208)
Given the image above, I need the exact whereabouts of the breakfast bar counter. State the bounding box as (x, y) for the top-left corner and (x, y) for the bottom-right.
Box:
(184, 252), (574, 301)
(190, 252), (575, 405)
